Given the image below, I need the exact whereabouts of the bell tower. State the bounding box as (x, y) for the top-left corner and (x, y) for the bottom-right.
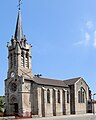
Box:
(7, 10), (32, 79)
(5, 5), (33, 116)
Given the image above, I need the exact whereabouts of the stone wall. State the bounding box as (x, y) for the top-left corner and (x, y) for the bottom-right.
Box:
(75, 78), (89, 114)
(35, 85), (70, 117)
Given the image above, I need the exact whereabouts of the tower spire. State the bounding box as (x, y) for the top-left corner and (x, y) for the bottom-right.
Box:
(14, 0), (24, 41)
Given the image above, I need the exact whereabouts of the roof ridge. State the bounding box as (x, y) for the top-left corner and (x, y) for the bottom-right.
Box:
(33, 76), (63, 81)
(63, 77), (81, 81)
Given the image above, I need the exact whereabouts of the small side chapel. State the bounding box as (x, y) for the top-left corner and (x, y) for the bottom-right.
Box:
(5, 6), (91, 117)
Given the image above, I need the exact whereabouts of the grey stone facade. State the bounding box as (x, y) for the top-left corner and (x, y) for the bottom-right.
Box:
(5, 9), (91, 117)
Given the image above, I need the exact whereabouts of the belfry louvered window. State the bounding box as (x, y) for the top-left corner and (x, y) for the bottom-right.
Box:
(21, 51), (24, 67)
(10, 53), (13, 68)
(14, 52), (16, 67)
(25, 52), (29, 68)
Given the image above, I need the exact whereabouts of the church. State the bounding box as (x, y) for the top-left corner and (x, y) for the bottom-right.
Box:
(5, 7), (92, 117)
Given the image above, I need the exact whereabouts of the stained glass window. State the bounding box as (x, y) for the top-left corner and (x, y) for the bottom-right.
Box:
(78, 87), (85, 103)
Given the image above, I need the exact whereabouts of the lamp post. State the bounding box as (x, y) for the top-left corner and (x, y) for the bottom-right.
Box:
(93, 93), (96, 114)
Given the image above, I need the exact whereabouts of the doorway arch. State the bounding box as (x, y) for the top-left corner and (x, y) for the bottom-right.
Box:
(10, 96), (18, 115)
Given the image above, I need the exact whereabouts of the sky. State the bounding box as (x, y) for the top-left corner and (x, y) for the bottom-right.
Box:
(0, 0), (96, 96)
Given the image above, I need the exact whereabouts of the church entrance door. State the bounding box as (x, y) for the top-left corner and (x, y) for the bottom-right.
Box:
(14, 103), (18, 115)
(10, 96), (18, 115)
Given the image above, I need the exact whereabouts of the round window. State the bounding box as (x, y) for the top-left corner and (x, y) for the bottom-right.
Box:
(10, 83), (17, 92)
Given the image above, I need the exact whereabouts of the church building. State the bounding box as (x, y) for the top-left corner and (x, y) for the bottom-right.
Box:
(5, 7), (91, 117)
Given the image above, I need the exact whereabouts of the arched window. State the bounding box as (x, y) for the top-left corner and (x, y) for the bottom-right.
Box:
(47, 89), (50, 103)
(10, 53), (13, 68)
(78, 90), (81, 103)
(58, 90), (60, 103)
(78, 87), (85, 103)
(82, 91), (85, 103)
(25, 52), (29, 68)
(67, 91), (69, 103)
(21, 51), (24, 67)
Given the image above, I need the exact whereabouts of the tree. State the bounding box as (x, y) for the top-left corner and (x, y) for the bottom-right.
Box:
(0, 96), (5, 112)
(0, 101), (4, 112)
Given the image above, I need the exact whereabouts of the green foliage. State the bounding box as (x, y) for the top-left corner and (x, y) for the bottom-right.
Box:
(0, 96), (5, 112)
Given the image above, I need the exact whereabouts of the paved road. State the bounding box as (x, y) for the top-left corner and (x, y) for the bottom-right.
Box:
(0, 114), (96, 120)
(31, 114), (96, 120)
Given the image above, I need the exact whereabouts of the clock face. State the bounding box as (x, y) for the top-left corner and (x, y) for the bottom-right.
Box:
(11, 72), (15, 78)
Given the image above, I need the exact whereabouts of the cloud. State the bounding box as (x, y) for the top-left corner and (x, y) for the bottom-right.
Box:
(86, 21), (94, 30)
(74, 40), (84, 45)
(74, 32), (90, 46)
(93, 30), (96, 48)
(74, 20), (96, 48)
(84, 32), (90, 46)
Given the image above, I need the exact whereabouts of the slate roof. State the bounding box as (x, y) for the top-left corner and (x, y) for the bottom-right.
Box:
(63, 77), (81, 85)
(14, 10), (24, 41)
(27, 77), (69, 87)
(25, 76), (82, 87)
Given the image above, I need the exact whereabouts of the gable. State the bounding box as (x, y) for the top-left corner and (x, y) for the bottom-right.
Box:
(63, 77), (81, 86)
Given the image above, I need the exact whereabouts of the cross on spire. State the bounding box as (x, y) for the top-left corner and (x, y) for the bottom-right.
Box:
(14, 0), (24, 41)
(18, 0), (22, 10)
